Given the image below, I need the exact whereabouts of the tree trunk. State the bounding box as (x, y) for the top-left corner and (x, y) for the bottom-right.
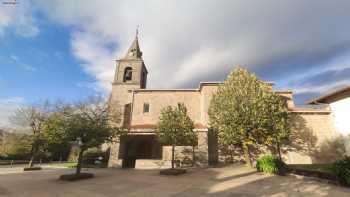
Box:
(192, 146), (195, 167)
(28, 145), (37, 168)
(243, 143), (252, 168)
(171, 144), (175, 169)
(230, 146), (234, 163)
(28, 155), (35, 168)
(276, 141), (282, 160)
(76, 148), (84, 174)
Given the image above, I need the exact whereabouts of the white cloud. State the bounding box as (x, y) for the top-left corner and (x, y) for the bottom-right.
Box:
(0, 1), (39, 37)
(0, 4), (13, 35)
(76, 81), (101, 92)
(70, 31), (116, 90)
(9, 54), (18, 61)
(33, 0), (350, 98)
(0, 97), (25, 128)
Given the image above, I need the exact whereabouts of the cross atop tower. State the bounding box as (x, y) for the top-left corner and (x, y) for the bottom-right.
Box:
(124, 27), (142, 59)
(136, 25), (139, 38)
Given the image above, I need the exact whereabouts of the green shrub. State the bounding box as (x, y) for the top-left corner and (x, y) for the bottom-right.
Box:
(82, 148), (109, 165)
(331, 156), (350, 186)
(256, 155), (286, 175)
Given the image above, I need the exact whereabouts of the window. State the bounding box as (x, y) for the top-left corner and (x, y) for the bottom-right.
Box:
(123, 67), (132, 82)
(143, 103), (150, 113)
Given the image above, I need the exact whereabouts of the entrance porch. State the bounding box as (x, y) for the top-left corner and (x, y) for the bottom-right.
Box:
(119, 135), (162, 168)
(108, 130), (217, 168)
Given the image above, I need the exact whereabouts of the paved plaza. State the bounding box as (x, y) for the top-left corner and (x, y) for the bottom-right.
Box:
(0, 165), (349, 197)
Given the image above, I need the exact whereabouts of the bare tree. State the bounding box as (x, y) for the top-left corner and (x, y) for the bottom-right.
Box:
(10, 102), (50, 167)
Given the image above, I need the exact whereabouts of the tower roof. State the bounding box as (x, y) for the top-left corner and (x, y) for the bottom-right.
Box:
(124, 30), (142, 59)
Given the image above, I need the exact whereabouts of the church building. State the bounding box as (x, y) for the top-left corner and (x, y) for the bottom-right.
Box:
(108, 34), (342, 168)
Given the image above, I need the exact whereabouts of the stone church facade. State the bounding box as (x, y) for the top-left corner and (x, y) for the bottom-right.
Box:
(108, 35), (341, 168)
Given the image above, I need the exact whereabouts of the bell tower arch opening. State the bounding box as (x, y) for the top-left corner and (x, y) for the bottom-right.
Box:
(123, 67), (133, 82)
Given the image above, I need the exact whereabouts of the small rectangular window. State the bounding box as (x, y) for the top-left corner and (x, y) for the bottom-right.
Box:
(143, 103), (150, 113)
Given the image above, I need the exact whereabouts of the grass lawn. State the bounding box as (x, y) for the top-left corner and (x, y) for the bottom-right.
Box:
(288, 164), (333, 173)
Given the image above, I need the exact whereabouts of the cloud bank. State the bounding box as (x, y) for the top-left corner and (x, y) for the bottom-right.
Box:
(0, 1), (39, 37)
(14, 0), (350, 104)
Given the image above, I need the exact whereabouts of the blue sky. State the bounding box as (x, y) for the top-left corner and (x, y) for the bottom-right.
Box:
(1, 0), (350, 127)
(0, 20), (97, 102)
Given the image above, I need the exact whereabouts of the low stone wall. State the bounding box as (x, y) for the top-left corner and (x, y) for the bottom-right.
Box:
(284, 112), (343, 164)
(135, 159), (171, 169)
(162, 146), (193, 161)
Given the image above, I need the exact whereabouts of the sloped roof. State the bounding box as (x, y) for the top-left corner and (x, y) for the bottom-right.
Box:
(308, 86), (350, 104)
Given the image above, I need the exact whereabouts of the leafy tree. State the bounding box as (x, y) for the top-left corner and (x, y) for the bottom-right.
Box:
(10, 103), (50, 167)
(63, 97), (121, 174)
(0, 131), (32, 160)
(0, 129), (5, 158)
(260, 93), (290, 160)
(208, 67), (272, 167)
(156, 103), (195, 169)
(42, 104), (72, 161)
(188, 127), (198, 166)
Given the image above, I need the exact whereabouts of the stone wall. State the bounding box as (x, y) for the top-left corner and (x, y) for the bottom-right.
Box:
(161, 130), (211, 166)
(109, 80), (342, 166)
(199, 84), (218, 126)
(284, 111), (341, 164)
(131, 90), (201, 126)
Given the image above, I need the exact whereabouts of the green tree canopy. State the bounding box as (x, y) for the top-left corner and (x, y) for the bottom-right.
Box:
(208, 67), (289, 167)
(260, 92), (290, 159)
(0, 131), (32, 160)
(38, 97), (121, 174)
(41, 104), (73, 161)
(63, 96), (122, 174)
(156, 103), (195, 168)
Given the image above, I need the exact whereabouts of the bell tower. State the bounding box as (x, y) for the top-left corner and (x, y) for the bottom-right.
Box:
(113, 31), (148, 89)
(110, 31), (148, 128)
(108, 31), (148, 167)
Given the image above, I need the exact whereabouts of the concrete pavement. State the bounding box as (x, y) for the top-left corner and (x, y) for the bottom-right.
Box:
(0, 165), (349, 197)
